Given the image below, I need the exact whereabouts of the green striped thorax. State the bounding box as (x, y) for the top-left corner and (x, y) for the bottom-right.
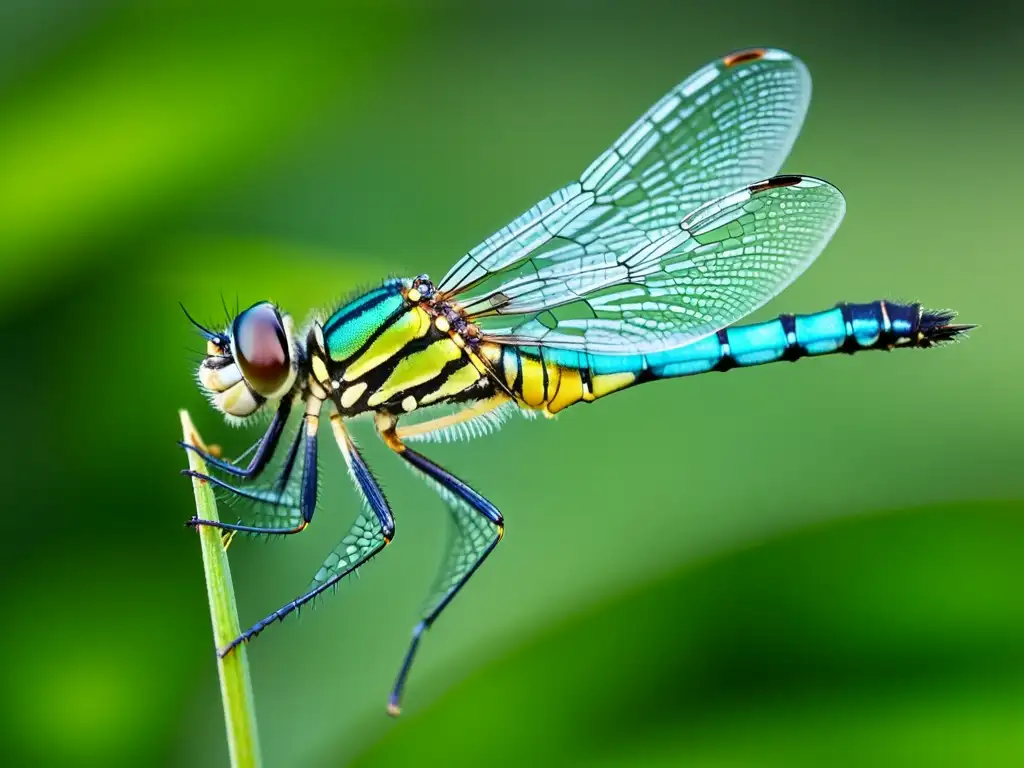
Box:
(320, 279), (413, 365)
(309, 275), (490, 415)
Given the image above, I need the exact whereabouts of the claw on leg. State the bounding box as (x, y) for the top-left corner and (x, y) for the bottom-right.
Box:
(188, 426), (222, 458)
(218, 641), (241, 659)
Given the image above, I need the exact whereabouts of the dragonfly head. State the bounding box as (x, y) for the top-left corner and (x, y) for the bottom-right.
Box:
(184, 301), (299, 421)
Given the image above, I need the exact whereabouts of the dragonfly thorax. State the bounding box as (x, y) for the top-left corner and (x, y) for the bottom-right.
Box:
(309, 279), (493, 416)
(407, 275), (481, 345)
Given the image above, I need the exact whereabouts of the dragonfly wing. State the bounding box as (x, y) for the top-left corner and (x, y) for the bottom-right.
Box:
(438, 48), (811, 298)
(474, 176), (846, 354)
(438, 182), (595, 298)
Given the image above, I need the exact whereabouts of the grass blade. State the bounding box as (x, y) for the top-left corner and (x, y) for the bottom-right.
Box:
(180, 409), (262, 768)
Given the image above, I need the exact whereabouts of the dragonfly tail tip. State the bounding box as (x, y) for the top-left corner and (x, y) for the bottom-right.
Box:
(920, 308), (975, 345)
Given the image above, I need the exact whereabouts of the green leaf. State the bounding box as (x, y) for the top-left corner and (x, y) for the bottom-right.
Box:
(351, 501), (1024, 767)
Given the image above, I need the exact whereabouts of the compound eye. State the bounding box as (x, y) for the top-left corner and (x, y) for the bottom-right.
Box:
(232, 302), (291, 396)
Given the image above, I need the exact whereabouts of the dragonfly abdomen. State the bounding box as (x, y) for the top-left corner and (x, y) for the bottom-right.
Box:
(645, 301), (971, 378)
(494, 302), (971, 415)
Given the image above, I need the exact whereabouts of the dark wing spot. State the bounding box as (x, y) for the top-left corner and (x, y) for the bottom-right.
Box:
(748, 175), (803, 194)
(723, 48), (767, 68)
(489, 292), (511, 310)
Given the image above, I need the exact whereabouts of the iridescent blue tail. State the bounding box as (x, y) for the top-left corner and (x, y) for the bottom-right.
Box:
(500, 301), (973, 413)
(642, 301), (974, 379)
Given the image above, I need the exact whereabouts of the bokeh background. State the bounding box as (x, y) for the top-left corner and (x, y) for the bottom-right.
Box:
(1, 2), (1022, 766)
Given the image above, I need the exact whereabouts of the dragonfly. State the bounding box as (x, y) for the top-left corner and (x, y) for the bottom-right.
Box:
(181, 48), (971, 716)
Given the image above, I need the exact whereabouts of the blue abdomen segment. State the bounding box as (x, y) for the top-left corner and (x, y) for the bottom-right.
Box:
(543, 301), (957, 382)
(642, 301), (930, 378)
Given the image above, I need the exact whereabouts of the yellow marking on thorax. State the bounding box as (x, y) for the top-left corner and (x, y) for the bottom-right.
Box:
(464, 346), (491, 376)
(469, 343), (506, 393)
(311, 355), (330, 386)
(340, 382), (367, 409)
(367, 338), (463, 407)
(344, 306), (431, 382)
(419, 363), (481, 406)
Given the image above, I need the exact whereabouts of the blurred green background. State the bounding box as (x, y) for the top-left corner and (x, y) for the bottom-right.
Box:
(1, 2), (1021, 766)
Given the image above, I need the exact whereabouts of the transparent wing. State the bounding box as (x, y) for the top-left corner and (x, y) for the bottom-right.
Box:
(418, 477), (501, 621)
(215, 482), (303, 532)
(473, 176), (846, 354)
(207, 427), (306, 534)
(308, 510), (387, 593)
(438, 48), (811, 299)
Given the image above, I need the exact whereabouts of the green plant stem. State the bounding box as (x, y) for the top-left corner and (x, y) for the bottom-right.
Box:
(180, 409), (263, 768)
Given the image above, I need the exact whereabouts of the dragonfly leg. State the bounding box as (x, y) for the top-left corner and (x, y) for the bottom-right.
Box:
(179, 396), (293, 478)
(187, 397), (319, 536)
(376, 412), (504, 716)
(219, 412), (394, 657)
(183, 418), (304, 528)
